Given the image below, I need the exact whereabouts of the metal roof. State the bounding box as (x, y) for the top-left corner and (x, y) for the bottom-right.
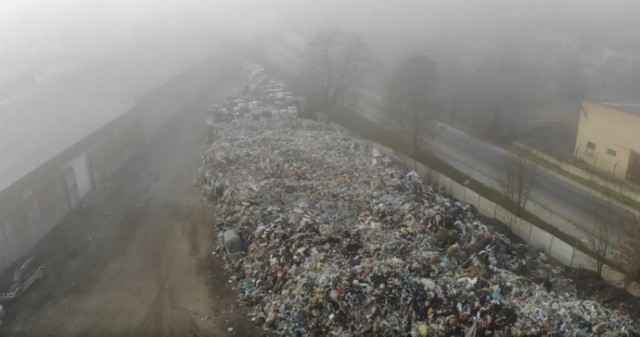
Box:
(0, 47), (207, 192)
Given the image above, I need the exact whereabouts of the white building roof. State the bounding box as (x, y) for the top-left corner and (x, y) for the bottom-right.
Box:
(0, 46), (207, 192)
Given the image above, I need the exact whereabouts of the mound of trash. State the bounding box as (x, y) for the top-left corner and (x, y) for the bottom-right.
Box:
(199, 64), (638, 336)
(206, 62), (300, 125)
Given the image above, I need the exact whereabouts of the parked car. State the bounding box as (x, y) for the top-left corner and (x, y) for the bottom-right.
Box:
(0, 257), (44, 302)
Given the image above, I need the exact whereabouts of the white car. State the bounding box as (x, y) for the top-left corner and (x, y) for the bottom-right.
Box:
(0, 257), (44, 302)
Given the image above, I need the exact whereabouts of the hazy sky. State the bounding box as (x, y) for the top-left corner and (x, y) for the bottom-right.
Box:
(2, 0), (639, 84)
(0, 0), (286, 81)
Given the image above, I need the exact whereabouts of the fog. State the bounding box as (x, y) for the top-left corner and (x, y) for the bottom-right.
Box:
(2, 0), (639, 153)
(3, 1), (640, 334)
(0, 0), (279, 83)
(1, 0), (639, 182)
(3, 0), (639, 82)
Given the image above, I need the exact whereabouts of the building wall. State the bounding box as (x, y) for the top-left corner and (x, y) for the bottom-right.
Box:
(0, 54), (243, 273)
(0, 111), (142, 271)
(575, 101), (640, 180)
(68, 153), (92, 198)
(0, 80), (160, 272)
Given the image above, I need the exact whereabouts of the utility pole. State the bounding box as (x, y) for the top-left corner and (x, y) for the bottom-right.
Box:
(593, 152), (601, 171)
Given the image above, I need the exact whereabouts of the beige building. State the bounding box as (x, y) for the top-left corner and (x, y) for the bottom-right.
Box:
(575, 101), (640, 182)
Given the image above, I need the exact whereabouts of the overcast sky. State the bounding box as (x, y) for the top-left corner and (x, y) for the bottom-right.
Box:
(2, 0), (639, 84)
(0, 0), (286, 81)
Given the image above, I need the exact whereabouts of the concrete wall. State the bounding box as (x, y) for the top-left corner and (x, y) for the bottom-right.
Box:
(69, 153), (92, 198)
(0, 53), (242, 273)
(576, 101), (640, 181)
(86, 112), (142, 189)
(351, 129), (640, 296)
(0, 110), (143, 271)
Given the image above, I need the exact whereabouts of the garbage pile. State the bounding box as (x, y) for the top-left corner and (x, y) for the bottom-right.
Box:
(207, 63), (300, 124)
(200, 66), (638, 336)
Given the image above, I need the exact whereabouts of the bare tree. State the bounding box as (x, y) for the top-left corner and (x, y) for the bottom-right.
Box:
(300, 30), (374, 116)
(586, 194), (615, 277)
(383, 55), (439, 159)
(498, 157), (538, 216)
(587, 226), (611, 276)
(616, 218), (640, 289)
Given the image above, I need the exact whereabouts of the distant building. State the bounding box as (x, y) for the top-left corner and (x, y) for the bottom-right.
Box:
(575, 101), (640, 182)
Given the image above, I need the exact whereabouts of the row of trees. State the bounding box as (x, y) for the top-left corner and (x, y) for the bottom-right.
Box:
(300, 30), (534, 212)
(298, 29), (640, 288)
(298, 30), (540, 217)
(299, 30), (375, 117)
(299, 30), (438, 158)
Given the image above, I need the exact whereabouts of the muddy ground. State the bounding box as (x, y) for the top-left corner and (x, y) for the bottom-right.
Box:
(0, 81), (260, 336)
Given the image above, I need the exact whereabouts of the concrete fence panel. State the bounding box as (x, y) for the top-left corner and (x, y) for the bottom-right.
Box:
(463, 189), (480, 209)
(528, 225), (553, 253)
(549, 237), (574, 266)
(386, 152), (403, 164)
(598, 265), (640, 297)
(525, 201), (588, 242)
(439, 176), (453, 195)
(405, 158), (418, 172)
(395, 153), (412, 165)
(427, 169), (440, 187)
(450, 181), (466, 201)
(494, 205), (514, 227)
(415, 162), (429, 180)
(373, 143), (402, 165)
(394, 154), (415, 173)
(570, 248), (597, 271)
(422, 166), (432, 183)
(511, 218), (532, 242)
(378, 145), (394, 157)
(478, 197), (497, 218)
(595, 262), (640, 297)
(402, 159), (415, 173)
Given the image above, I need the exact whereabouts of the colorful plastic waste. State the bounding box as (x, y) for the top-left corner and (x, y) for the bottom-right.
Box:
(199, 64), (639, 337)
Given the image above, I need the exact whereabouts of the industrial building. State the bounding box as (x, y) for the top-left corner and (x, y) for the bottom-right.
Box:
(575, 101), (640, 182)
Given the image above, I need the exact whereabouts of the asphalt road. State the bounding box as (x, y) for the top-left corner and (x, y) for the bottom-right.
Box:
(356, 90), (636, 241)
(434, 124), (635, 239)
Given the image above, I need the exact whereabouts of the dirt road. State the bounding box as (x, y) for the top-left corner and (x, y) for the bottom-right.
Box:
(0, 72), (259, 337)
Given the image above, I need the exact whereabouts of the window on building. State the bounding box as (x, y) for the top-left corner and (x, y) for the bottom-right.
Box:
(607, 148), (617, 156)
(586, 141), (596, 154)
